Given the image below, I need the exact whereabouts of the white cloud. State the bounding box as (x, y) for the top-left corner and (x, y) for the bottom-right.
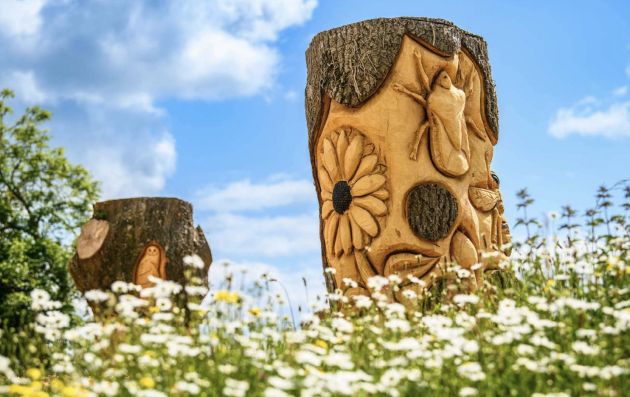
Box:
(84, 133), (177, 199)
(0, 0), (317, 198)
(195, 175), (315, 212)
(0, 0), (48, 37)
(284, 90), (298, 101)
(549, 101), (630, 139)
(613, 86), (628, 97)
(549, 65), (630, 139)
(0, 0), (317, 108)
(3, 70), (48, 104)
(203, 212), (320, 257)
(45, 106), (177, 199)
(197, 175), (321, 263)
(576, 96), (598, 106)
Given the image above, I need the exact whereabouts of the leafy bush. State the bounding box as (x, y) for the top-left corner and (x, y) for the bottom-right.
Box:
(0, 89), (100, 333)
(1, 183), (629, 397)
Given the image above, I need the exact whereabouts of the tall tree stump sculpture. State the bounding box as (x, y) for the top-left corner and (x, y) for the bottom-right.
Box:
(305, 17), (512, 298)
(68, 198), (212, 295)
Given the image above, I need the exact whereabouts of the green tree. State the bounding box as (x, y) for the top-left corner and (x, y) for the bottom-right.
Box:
(0, 89), (100, 328)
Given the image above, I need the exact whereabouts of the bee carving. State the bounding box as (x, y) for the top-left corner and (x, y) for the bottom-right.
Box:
(468, 172), (511, 256)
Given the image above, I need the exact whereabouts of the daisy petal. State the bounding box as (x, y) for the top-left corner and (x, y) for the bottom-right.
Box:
(344, 134), (364, 181)
(325, 213), (339, 255)
(349, 211), (365, 250)
(322, 138), (339, 181)
(350, 205), (379, 237)
(339, 214), (353, 254)
(336, 130), (348, 178)
(353, 196), (387, 217)
(371, 189), (389, 200)
(318, 166), (333, 192)
(322, 200), (334, 220)
(350, 154), (378, 184)
(351, 174), (386, 197)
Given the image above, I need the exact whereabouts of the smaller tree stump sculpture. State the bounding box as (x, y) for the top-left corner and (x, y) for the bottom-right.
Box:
(68, 198), (212, 295)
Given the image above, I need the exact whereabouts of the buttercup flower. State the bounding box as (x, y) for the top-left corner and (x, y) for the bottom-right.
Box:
(215, 290), (239, 304)
(249, 308), (261, 316)
(139, 376), (155, 388)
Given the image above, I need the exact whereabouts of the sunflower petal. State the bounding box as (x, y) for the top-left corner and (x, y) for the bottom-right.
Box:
(353, 195), (387, 217)
(350, 154), (378, 184)
(351, 174), (386, 197)
(339, 214), (353, 254)
(322, 138), (339, 181)
(339, 253), (359, 283)
(336, 130), (348, 178)
(334, 222), (344, 257)
(349, 211), (365, 250)
(363, 143), (375, 156)
(350, 205), (379, 237)
(331, 130), (340, 142)
(318, 166), (333, 192)
(371, 189), (389, 200)
(344, 134), (364, 180)
(325, 213), (339, 255)
(322, 200), (334, 220)
(321, 189), (332, 201)
(354, 250), (377, 286)
(374, 164), (387, 174)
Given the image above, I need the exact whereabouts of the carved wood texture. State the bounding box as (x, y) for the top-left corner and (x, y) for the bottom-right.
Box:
(307, 17), (510, 297)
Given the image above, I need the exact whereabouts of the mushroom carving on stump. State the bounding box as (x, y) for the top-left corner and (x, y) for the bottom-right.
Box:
(68, 197), (212, 298)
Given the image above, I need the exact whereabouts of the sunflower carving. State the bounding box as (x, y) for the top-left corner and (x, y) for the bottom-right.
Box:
(317, 128), (389, 260)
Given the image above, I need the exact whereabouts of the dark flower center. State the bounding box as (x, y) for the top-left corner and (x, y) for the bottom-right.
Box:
(332, 181), (352, 214)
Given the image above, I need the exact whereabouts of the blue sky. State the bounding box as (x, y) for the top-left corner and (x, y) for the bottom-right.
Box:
(1, 0), (629, 307)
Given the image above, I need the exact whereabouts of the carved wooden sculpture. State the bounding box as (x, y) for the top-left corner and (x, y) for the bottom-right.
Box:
(305, 17), (511, 298)
(68, 198), (212, 295)
(393, 49), (469, 176)
(133, 242), (166, 289)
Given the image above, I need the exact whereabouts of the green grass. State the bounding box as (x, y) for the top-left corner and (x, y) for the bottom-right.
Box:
(1, 182), (630, 397)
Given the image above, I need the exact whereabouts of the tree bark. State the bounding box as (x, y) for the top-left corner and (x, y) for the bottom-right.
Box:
(407, 183), (459, 242)
(305, 17), (499, 149)
(68, 197), (212, 294)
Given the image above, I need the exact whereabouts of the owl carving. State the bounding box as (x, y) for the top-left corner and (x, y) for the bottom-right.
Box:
(133, 242), (166, 289)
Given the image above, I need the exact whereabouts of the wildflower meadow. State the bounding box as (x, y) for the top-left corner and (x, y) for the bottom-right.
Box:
(1, 183), (630, 397)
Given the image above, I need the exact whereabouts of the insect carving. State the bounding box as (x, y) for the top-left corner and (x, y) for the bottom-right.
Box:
(468, 172), (511, 255)
(393, 49), (471, 177)
(133, 242), (166, 289)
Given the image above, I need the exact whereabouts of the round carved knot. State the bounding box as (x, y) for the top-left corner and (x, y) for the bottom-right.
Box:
(332, 181), (352, 214)
(407, 183), (458, 242)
